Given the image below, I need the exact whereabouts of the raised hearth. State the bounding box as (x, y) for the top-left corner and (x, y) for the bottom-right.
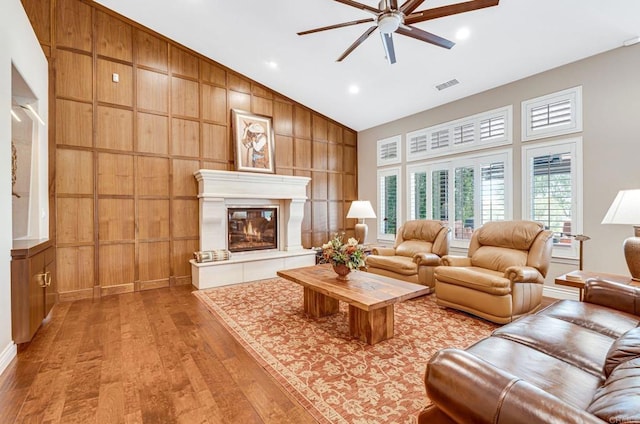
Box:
(191, 170), (316, 289)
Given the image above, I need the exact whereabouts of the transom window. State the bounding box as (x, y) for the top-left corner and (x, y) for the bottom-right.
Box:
(377, 135), (401, 166)
(406, 106), (512, 161)
(522, 86), (582, 141)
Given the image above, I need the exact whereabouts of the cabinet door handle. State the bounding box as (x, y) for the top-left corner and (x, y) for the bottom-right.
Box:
(36, 272), (47, 288)
(35, 271), (51, 288)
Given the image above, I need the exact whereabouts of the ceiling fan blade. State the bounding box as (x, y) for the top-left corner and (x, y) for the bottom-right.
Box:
(297, 18), (375, 36)
(390, 0), (398, 10)
(399, 0), (426, 14)
(337, 26), (377, 62)
(396, 26), (455, 49)
(380, 32), (397, 64)
(405, 0), (499, 25)
(333, 0), (381, 14)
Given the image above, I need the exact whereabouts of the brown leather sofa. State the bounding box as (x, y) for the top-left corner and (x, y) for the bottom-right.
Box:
(435, 220), (553, 324)
(366, 220), (449, 292)
(419, 278), (640, 424)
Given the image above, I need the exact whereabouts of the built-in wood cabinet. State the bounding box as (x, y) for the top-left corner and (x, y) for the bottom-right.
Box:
(11, 240), (56, 344)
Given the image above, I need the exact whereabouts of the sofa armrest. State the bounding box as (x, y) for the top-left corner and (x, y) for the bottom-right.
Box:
(504, 266), (544, 284)
(414, 252), (441, 266)
(584, 278), (640, 316)
(426, 348), (604, 424)
(370, 247), (395, 256)
(440, 256), (471, 267)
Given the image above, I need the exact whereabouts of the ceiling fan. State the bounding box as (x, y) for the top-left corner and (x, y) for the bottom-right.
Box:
(298, 0), (499, 64)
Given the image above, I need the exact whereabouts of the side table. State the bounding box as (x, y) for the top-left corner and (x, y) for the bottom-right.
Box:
(555, 270), (634, 301)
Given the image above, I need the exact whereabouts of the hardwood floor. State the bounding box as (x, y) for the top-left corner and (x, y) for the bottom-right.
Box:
(0, 285), (318, 424)
(0, 285), (561, 424)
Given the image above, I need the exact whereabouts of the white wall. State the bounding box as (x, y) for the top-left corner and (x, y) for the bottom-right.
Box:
(358, 44), (640, 296)
(0, 0), (49, 375)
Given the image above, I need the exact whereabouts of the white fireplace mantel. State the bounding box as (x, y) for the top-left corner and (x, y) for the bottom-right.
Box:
(191, 170), (316, 289)
(195, 169), (310, 201)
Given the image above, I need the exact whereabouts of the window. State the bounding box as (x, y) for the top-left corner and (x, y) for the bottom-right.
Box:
(407, 150), (512, 247)
(408, 167), (427, 220)
(431, 169), (449, 225)
(523, 138), (583, 258)
(377, 167), (401, 241)
(406, 106), (512, 161)
(454, 166), (475, 240)
(377, 135), (401, 166)
(481, 162), (506, 223)
(522, 86), (582, 141)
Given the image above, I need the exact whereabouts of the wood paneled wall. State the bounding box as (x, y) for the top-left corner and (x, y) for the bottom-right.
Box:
(21, 0), (358, 300)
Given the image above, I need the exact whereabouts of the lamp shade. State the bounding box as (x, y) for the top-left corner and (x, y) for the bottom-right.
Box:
(347, 201), (377, 219)
(601, 189), (640, 225)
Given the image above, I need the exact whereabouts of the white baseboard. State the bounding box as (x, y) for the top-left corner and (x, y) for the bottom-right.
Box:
(543, 285), (580, 300)
(0, 341), (17, 376)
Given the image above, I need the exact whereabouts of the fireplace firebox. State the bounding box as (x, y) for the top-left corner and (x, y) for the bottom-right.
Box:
(227, 207), (277, 252)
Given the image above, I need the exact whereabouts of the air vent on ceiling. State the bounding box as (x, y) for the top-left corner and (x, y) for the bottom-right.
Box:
(435, 79), (459, 91)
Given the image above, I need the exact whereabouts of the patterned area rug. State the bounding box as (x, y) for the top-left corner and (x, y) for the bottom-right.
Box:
(194, 278), (497, 424)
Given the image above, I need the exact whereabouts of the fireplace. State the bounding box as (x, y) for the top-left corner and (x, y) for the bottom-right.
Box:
(191, 170), (317, 289)
(228, 207), (277, 252)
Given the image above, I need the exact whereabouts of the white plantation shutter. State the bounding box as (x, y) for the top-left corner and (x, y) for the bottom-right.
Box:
(523, 138), (582, 259)
(408, 132), (428, 155)
(377, 136), (401, 166)
(405, 106), (511, 161)
(481, 162), (505, 224)
(378, 167), (400, 241)
(531, 99), (572, 130)
(409, 170), (427, 220)
(421, 151), (511, 248)
(480, 116), (506, 141)
(453, 123), (474, 146)
(431, 169), (449, 224)
(454, 166), (475, 240)
(530, 153), (572, 235)
(522, 87), (582, 141)
(430, 129), (449, 150)
(380, 141), (397, 160)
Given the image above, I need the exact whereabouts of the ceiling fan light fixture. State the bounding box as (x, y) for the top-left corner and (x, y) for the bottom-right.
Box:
(297, 0), (498, 63)
(378, 13), (402, 34)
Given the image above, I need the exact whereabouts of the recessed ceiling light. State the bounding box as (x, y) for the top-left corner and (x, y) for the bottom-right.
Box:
(266, 60), (278, 69)
(456, 27), (470, 40)
(348, 85), (360, 94)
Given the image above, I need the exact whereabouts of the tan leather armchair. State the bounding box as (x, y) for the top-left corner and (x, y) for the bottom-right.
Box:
(434, 220), (553, 324)
(366, 220), (449, 292)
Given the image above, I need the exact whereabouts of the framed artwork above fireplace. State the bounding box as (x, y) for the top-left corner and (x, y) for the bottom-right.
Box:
(232, 109), (275, 174)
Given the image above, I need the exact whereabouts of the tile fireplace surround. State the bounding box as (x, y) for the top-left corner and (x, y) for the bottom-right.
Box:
(190, 170), (316, 289)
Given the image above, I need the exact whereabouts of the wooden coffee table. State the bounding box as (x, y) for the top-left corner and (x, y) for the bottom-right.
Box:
(277, 264), (431, 345)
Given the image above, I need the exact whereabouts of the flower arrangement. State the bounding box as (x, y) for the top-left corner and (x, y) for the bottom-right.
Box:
(321, 233), (366, 271)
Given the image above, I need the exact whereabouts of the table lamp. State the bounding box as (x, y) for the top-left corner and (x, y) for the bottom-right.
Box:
(601, 189), (640, 281)
(347, 201), (377, 244)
